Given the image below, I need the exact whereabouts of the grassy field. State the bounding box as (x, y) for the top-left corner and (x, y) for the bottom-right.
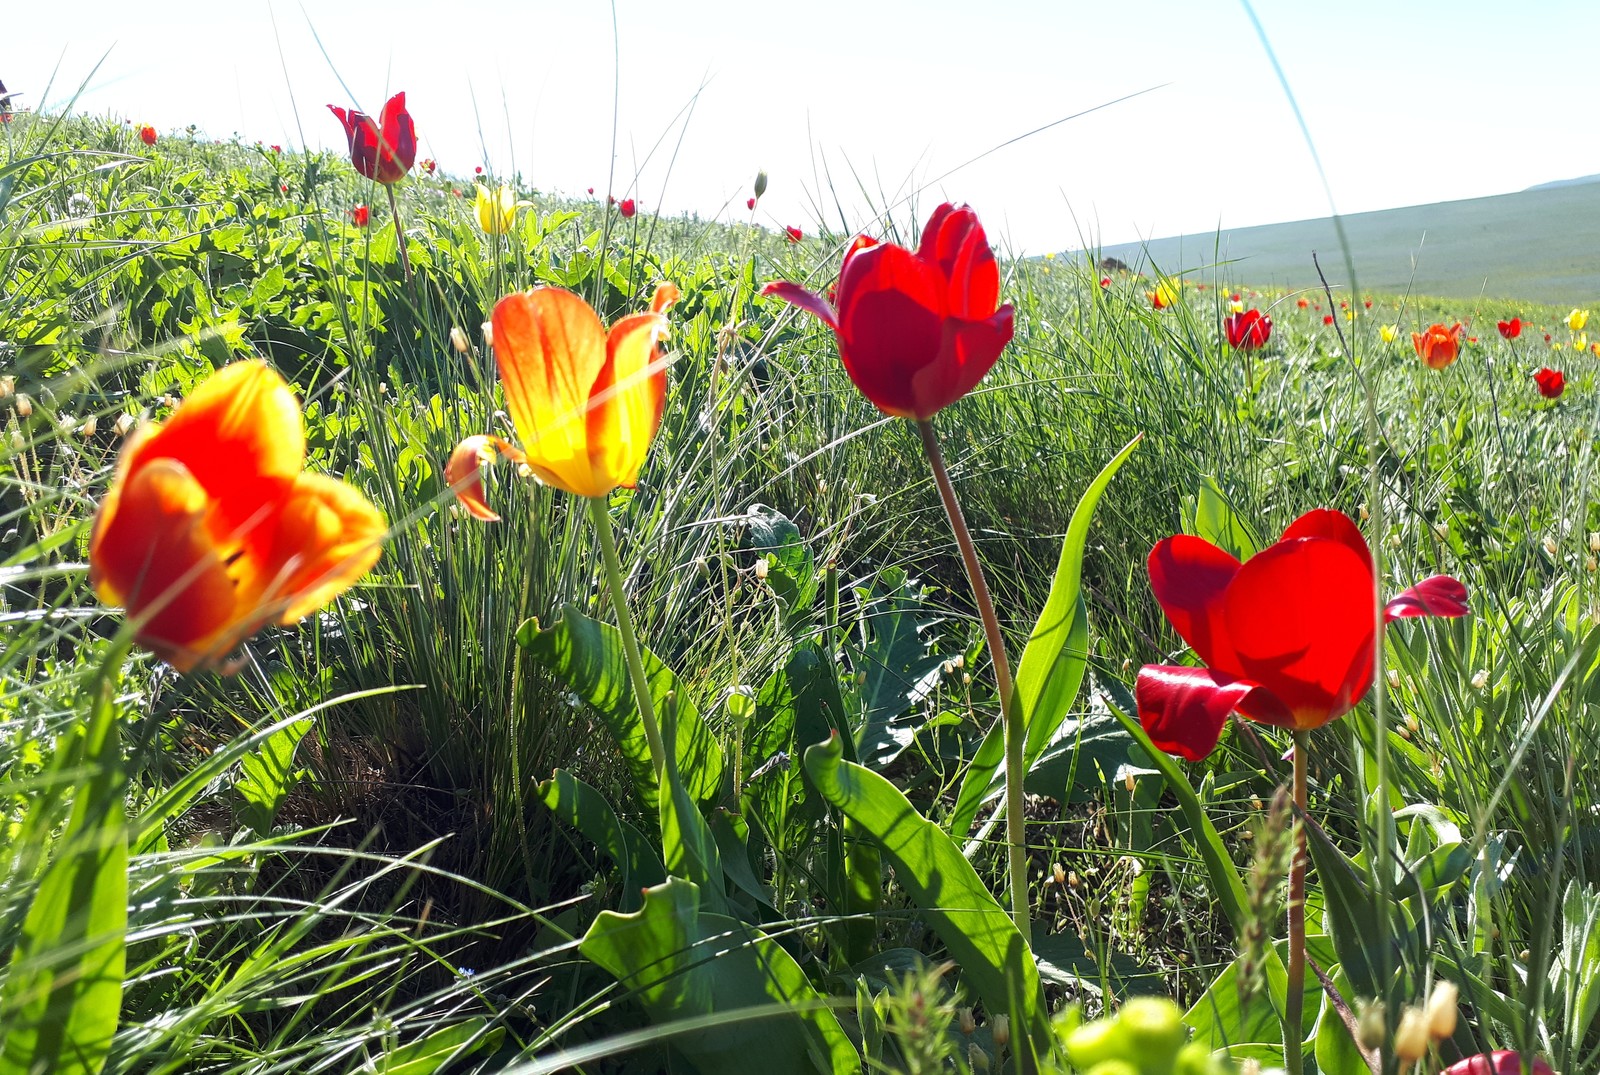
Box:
(2, 109), (1597, 1075)
(1094, 178), (1600, 305)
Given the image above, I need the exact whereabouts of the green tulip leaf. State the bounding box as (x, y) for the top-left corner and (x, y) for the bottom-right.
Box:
(536, 769), (665, 912)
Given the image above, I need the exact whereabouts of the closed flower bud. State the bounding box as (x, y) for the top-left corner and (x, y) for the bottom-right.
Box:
(990, 1014), (1009, 1049)
(14, 393), (31, 417)
(753, 169), (768, 199)
(1471, 669), (1490, 690)
(0, 375), (12, 397)
(1394, 1006), (1429, 1061)
(1426, 981), (1459, 1040)
(9, 429), (23, 451)
(967, 1044), (990, 1072)
(451, 326), (469, 353)
(957, 1006), (976, 1035)
(80, 415), (97, 437)
(114, 413), (136, 437)
(754, 557), (769, 580)
(482, 321), (494, 348)
(1356, 1001), (1386, 1052)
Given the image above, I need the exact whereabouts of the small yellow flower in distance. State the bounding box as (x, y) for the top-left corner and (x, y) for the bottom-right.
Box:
(474, 183), (527, 235)
(1380, 324), (1399, 343)
(1229, 297), (1245, 314)
(1569, 308), (1589, 331)
(1575, 333), (1589, 352)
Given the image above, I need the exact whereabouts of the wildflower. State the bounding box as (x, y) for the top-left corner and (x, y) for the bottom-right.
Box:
(1364, 299), (1373, 308)
(138, 125), (157, 146)
(1296, 297), (1310, 309)
(474, 183), (527, 235)
(446, 283), (681, 514)
(1099, 276), (1111, 288)
(1575, 333), (1588, 352)
(1534, 367), (1565, 398)
(270, 144), (282, 153)
(1149, 280), (1178, 309)
(349, 204), (369, 227)
(450, 327), (469, 354)
(1136, 510), (1468, 760)
(1323, 314), (1335, 325)
(1569, 309), (1589, 331)
(1413, 323), (1463, 369)
(474, 165), (483, 175)
(1426, 981), (1459, 1040)
(1229, 296), (1245, 314)
(1224, 309), (1272, 350)
(762, 202), (1012, 420)
(619, 198), (637, 218)
(327, 92), (416, 184)
(746, 197), (756, 210)
(1441, 1053), (1555, 1075)
(784, 225), (802, 242)
(421, 158), (436, 175)
(1394, 1008), (1429, 1061)
(1497, 317), (1522, 339)
(88, 361), (385, 673)
(753, 169), (768, 199)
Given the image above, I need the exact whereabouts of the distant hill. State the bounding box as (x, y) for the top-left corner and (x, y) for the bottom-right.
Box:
(1091, 181), (1600, 304)
(1524, 174), (1600, 192)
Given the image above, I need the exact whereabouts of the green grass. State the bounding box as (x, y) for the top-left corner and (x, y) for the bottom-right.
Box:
(3, 107), (1599, 1074)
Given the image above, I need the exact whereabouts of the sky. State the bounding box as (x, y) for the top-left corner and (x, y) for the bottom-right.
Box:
(7, 1), (1600, 253)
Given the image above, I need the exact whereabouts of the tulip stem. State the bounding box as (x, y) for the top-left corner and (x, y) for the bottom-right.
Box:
(386, 183), (412, 284)
(916, 418), (1028, 946)
(1285, 729), (1310, 1075)
(589, 496), (667, 782)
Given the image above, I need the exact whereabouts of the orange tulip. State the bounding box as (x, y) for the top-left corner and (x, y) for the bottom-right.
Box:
(1412, 322), (1463, 369)
(447, 284), (679, 516)
(89, 361), (385, 673)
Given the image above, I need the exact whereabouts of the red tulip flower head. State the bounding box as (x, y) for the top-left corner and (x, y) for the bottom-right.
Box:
(1224, 309), (1272, 350)
(138, 125), (157, 146)
(328, 92), (416, 184)
(1413, 322), (1463, 369)
(1296, 297), (1310, 309)
(1497, 317), (1522, 340)
(1100, 276), (1111, 288)
(762, 202), (1013, 420)
(1323, 314), (1335, 325)
(1534, 367), (1565, 399)
(619, 198), (637, 218)
(785, 225), (803, 243)
(1137, 510), (1468, 761)
(1441, 1053), (1555, 1075)
(349, 204), (369, 227)
(747, 197), (757, 210)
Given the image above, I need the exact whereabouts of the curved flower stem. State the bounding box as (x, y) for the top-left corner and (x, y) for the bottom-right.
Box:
(385, 183), (412, 284)
(916, 418), (1028, 945)
(589, 495), (667, 781)
(1284, 729), (1310, 1075)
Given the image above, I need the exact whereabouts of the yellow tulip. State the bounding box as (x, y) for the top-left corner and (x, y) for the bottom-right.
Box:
(1229, 298), (1245, 314)
(1380, 324), (1398, 343)
(474, 183), (526, 236)
(447, 284), (681, 514)
(1570, 309), (1589, 331)
(1576, 334), (1589, 352)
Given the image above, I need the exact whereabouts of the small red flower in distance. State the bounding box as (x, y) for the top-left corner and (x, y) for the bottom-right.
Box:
(619, 198), (637, 218)
(1364, 299), (1373, 309)
(474, 166), (483, 174)
(1323, 315), (1334, 325)
(422, 159), (436, 175)
(1137, 510), (1468, 760)
(1100, 277), (1111, 288)
(1296, 297), (1309, 309)
(785, 226), (803, 242)
(587, 186), (594, 195)
(349, 204), (369, 227)
(763, 202), (1013, 421)
(1534, 367), (1565, 398)
(1441, 1053), (1554, 1075)
(1414, 323), (1464, 369)
(1498, 317), (1522, 339)
(747, 197), (757, 210)
(328, 92), (415, 184)
(279, 184), (288, 194)
(270, 144), (282, 153)
(139, 125), (157, 146)
(1224, 309), (1272, 351)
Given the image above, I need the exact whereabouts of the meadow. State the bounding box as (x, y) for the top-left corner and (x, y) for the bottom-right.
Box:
(1, 99), (1596, 1075)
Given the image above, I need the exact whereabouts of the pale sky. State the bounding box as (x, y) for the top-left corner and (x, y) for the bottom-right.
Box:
(8, 1), (1599, 252)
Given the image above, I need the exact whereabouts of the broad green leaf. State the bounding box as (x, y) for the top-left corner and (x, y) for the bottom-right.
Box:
(849, 569), (945, 768)
(536, 769), (665, 912)
(949, 436), (1139, 838)
(802, 733), (1050, 1058)
(740, 504), (817, 619)
(1184, 936), (1332, 1062)
(1313, 965), (1377, 1075)
(1098, 677), (1248, 934)
(1182, 473), (1261, 561)
(234, 715), (311, 837)
(518, 605), (724, 810)
(374, 1018), (500, 1074)
(659, 697), (728, 916)
(581, 877), (860, 1075)
(0, 643), (130, 1075)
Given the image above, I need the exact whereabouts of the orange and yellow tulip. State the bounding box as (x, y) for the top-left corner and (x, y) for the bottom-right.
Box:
(89, 361), (385, 673)
(1412, 322), (1463, 369)
(447, 283), (679, 516)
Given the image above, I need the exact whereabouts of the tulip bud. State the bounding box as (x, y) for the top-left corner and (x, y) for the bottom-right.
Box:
(114, 413), (136, 437)
(80, 415), (97, 437)
(990, 1014), (1009, 1049)
(1426, 981), (1459, 1040)
(1386, 669), (1402, 689)
(482, 321), (494, 348)
(9, 430), (24, 451)
(1393, 1006), (1429, 1061)
(1543, 535), (1559, 556)
(14, 394), (31, 417)
(451, 326), (469, 354)
(754, 558), (769, 580)
(1471, 669), (1490, 690)
(957, 1006), (976, 1035)
(1052, 862), (1066, 885)
(753, 169), (768, 199)
(0, 375), (12, 398)
(1356, 1001), (1386, 1052)
(966, 1044), (990, 1072)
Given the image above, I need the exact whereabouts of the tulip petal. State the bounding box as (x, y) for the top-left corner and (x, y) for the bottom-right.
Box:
(908, 304), (1012, 417)
(1384, 575), (1469, 621)
(762, 280), (837, 331)
(587, 312), (669, 494)
(492, 287), (609, 499)
(376, 91), (416, 183)
(90, 458), (243, 674)
(445, 434), (526, 522)
(834, 242), (946, 417)
(1136, 664), (1291, 761)
(264, 472), (387, 625)
(1279, 507), (1373, 569)
(916, 202), (956, 262)
(929, 206), (1001, 320)
(1148, 534), (1244, 673)
(1224, 536), (1376, 729)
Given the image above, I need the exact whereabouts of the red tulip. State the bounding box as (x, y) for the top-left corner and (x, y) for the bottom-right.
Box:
(619, 198), (637, 218)
(1441, 1053), (1555, 1075)
(1414, 323), (1463, 369)
(327, 92), (416, 184)
(747, 197), (757, 210)
(785, 225), (803, 242)
(1296, 297), (1309, 309)
(1224, 309), (1272, 350)
(1323, 314), (1335, 325)
(270, 144), (282, 153)
(1136, 510), (1468, 761)
(1498, 317), (1522, 339)
(1534, 367), (1565, 399)
(588, 186), (595, 195)
(762, 202), (1012, 420)
(1100, 277), (1111, 288)
(422, 159), (437, 175)
(138, 125), (157, 146)
(349, 204), (369, 227)
(1364, 299), (1373, 309)
(474, 166), (483, 175)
